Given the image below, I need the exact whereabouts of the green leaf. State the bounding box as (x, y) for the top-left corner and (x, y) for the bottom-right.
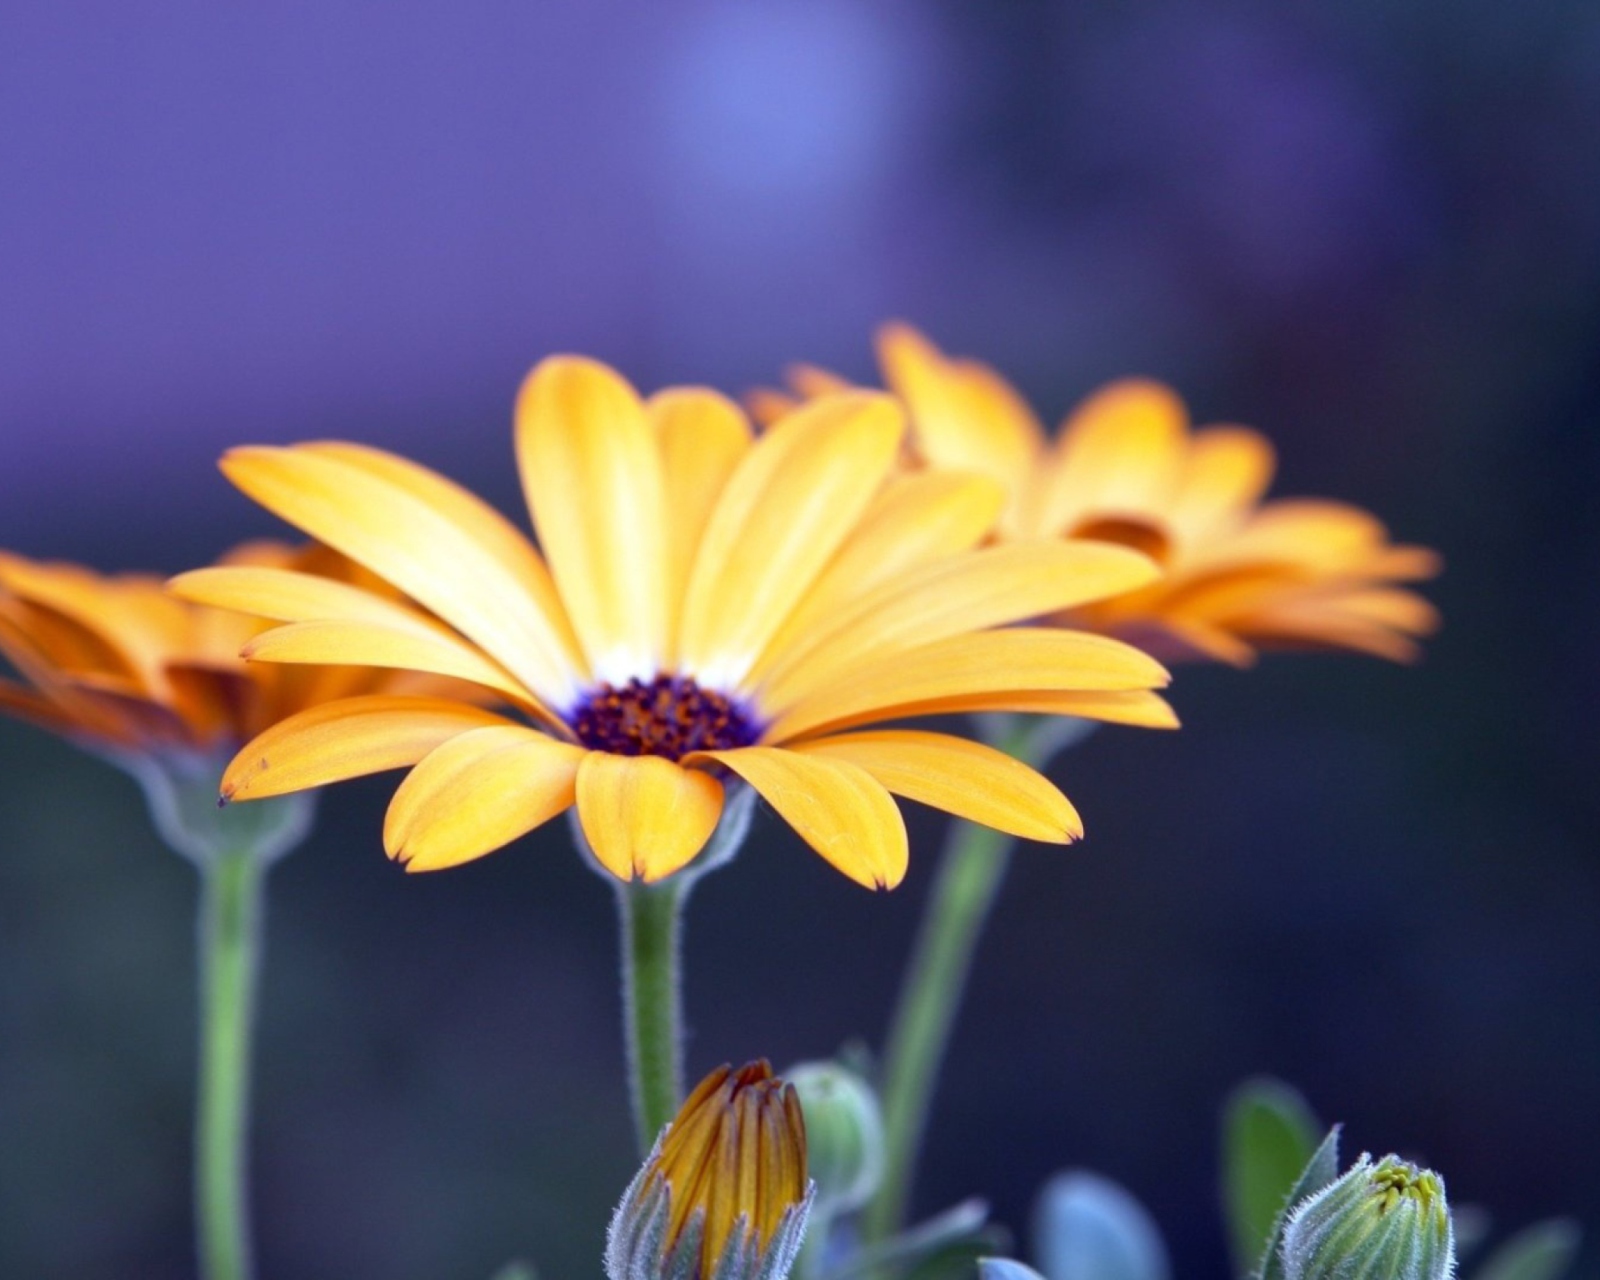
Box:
(1257, 1126), (1341, 1280)
(1222, 1079), (1322, 1276)
(1472, 1220), (1582, 1280)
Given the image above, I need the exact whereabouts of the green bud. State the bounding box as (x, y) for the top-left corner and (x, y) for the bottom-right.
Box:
(786, 1061), (885, 1214)
(1281, 1154), (1455, 1280)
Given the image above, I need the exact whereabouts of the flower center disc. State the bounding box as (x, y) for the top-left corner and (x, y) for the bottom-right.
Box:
(571, 674), (761, 761)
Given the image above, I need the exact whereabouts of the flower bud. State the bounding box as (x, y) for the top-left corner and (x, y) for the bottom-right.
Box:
(1281, 1154), (1455, 1280)
(606, 1061), (815, 1280)
(786, 1061), (884, 1214)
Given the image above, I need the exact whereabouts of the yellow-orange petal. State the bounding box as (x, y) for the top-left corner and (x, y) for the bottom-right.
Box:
(678, 392), (905, 690)
(1, 559), (187, 688)
(221, 696), (515, 801)
(0, 678), (77, 736)
(1208, 499), (1391, 573)
(384, 725), (585, 872)
(170, 566), (442, 631)
(516, 357), (667, 683)
(873, 688), (1183, 729)
(1233, 587), (1440, 662)
(795, 729), (1082, 842)
(786, 362), (854, 400)
(649, 388), (754, 663)
(748, 472), (1009, 685)
(1165, 426), (1277, 545)
(689, 746), (907, 889)
(574, 752), (725, 882)
(1366, 545), (1444, 581)
(760, 540), (1161, 708)
(1032, 379), (1190, 538)
(877, 322), (1045, 495)
(221, 444), (582, 708)
(298, 440), (586, 661)
(744, 386), (801, 429)
(768, 627), (1170, 741)
(242, 620), (540, 712)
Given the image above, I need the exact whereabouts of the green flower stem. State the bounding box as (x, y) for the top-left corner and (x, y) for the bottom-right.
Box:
(196, 846), (266, 1280)
(618, 878), (686, 1155)
(864, 715), (1068, 1245)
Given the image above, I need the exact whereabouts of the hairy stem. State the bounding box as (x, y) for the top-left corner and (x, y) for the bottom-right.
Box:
(618, 879), (686, 1154)
(864, 715), (1066, 1243)
(196, 848), (265, 1280)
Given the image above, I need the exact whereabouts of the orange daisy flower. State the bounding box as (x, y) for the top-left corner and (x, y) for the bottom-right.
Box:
(0, 541), (450, 760)
(757, 325), (1440, 666)
(173, 356), (1175, 888)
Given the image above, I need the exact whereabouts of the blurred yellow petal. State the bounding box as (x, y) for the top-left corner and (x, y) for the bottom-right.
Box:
(516, 356), (667, 683)
(692, 746), (907, 889)
(1332, 587), (1442, 635)
(762, 540), (1160, 707)
(786, 362), (853, 399)
(1211, 499), (1392, 572)
(221, 696), (514, 801)
(769, 628), (1169, 741)
(877, 322), (1044, 495)
(221, 445), (582, 707)
(575, 752), (725, 882)
(384, 725), (584, 872)
(744, 386), (800, 428)
(1033, 380), (1189, 537)
(1166, 427), (1276, 543)
(750, 472), (1007, 682)
(1149, 619), (1259, 667)
(1366, 545), (1443, 580)
(648, 388), (754, 663)
(1234, 587), (1440, 663)
(0, 678), (78, 736)
(796, 729), (1082, 842)
(0, 557), (184, 687)
(678, 392), (904, 689)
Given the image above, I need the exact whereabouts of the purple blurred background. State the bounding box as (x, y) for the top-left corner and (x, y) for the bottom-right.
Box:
(3, 2), (1599, 1277)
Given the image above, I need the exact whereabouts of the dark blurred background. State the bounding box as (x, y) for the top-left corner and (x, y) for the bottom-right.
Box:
(3, 1), (1598, 1277)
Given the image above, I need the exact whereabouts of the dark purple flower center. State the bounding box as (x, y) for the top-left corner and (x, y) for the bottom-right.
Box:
(570, 674), (762, 761)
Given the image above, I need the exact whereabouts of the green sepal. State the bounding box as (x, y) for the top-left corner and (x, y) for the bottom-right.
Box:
(1258, 1126), (1341, 1280)
(1471, 1220), (1581, 1280)
(1222, 1078), (1322, 1275)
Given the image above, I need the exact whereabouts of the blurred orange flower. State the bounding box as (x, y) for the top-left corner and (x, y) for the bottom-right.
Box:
(756, 324), (1440, 666)
(0, 541), (466, 758)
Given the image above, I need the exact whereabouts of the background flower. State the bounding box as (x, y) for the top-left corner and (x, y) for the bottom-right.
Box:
(0, 541), (459, 760)
(800, 323), (1442, 666)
